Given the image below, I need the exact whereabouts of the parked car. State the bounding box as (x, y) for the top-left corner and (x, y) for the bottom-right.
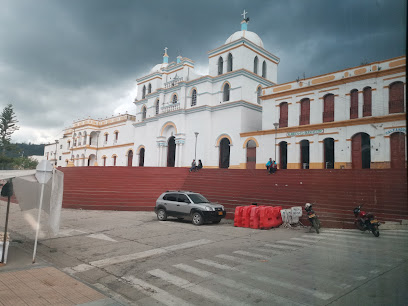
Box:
(155, 191), (226, 225)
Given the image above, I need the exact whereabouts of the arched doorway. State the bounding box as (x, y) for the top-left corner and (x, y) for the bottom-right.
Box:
(352, 133), (371, 169)
(167, 136), (176, 167)
(219, 138), (230, 168)
(390, 132), (406, 168)
(279, 141), (287, 169)
(139, 148), (145, 167)
(128, 150), (133, 167)
(324, 138), (335, 169)
(81, 154), (85, 167)
(88, 154), (96, 166)
(300, 140), (309, 169)
(246, 140), (256, 169)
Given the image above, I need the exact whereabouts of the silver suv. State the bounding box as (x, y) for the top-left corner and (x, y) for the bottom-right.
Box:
(155, 191), (226, 225)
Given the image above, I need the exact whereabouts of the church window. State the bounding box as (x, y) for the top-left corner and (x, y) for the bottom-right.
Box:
(256, 86), (262, 104)
(105, 133), (108, 143)
(254, 56), (258, 74)
(363, 87), (372, 117)
(223, 83), (230, 102)
(227, 53), (233, 72)
(142, 85), (146, 99)
(172, 94), (178, 104)
(389, 81), (404, 113)
(350, 89), (358, 119)
(279, 102), (288, 128)
(299, 98), (310, 125)
(115, 131), (119, 141)
(218, 57), (223, 75)
(113, 155), (117, 166)
(323, 94), (334, 122)
(103, 156), (106, 166)
(148, 83), (152, 94)
(142, 106), (147, 121)
(67, 141), (70, 149)
(191, 89), (197, 106)
(155, 99), (160, 115)
(262, 61), (267, 78)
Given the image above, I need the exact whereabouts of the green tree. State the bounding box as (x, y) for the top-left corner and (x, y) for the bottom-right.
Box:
(0, 104), (19, 155)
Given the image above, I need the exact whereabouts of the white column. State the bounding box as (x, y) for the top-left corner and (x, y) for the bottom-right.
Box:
(358, 91), (363, 118)
(136, 152), (140, 167)
(178, 144), (184, 167)
(157, 144), (162, 167)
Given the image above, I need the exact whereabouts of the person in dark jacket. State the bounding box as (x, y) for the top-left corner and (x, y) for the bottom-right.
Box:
(197, 159), (203, 170)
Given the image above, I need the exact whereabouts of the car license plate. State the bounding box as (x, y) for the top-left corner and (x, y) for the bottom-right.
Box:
(370, 219), (378, 224)
(218, 211), (223, 215)
(308, 214), (315, 218)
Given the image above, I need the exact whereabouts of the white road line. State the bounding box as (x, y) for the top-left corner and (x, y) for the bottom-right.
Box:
(252, 247), (285, 255)
(87, 233), (117, 242)
(233, 250), (270, 259)
(123, 275), (193, 306)
(292, 237), (327, 244)
(276, 240), (310, 247)
(173, 264), (305, 306)
(325, 230), (408, 239)
(320, 232), (407, 241)
(195, 259), (238, 270)
(216, 254), (252, 264)
(66, 239), (213, 273)
(148, 269), (249, 306)
(264, 243), (299, 251)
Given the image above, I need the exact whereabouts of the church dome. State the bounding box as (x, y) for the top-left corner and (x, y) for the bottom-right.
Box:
(150, 63), (168, 74)
(225, 30), (264, 48)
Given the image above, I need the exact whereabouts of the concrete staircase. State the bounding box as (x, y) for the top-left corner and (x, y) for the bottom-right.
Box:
(60, 167), (407, 228)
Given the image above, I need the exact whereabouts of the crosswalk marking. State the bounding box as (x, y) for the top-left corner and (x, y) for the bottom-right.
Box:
(324, 229), (408, 239)
(122, 275), (193, 306)
(264, 243), (299, 251)
(276, 240), (310, 247)
(195, 258), (238, 270)
(173, 264), (305, 306)
(66, 239), (213, 273)
(320, 232), (407, 241)
(233, 250), (270, 259)
(252, 247), (285, 255)
(148, 269), (249, 306)
(215, 254), (252, 264)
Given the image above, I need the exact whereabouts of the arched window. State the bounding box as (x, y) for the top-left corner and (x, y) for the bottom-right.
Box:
(155, 99), (160, 115)
(227, 53), (233, 72)
(323, 94), (334, 122)
(113, 155), (117, 166)
(67, 141), (70, 149)
(218, 57), (223, 75)
(142, 85), (146, 99)
(262, 61), (267, 78)
(148, 83), (152, 94)
(103, 156), (106, 166)
(363, 87), (372, 117)
(172, 94), (178, 104)
(350, 89), (358, 119)
(104, 133), (108, 144)
(279, 102), (288, 128)
(142, 106), (147, 121)
(256, 86), (262, 104)
(191, 89), (197, 106)
(254, 56), (258, 74)
(300, 98), (310, 125)
(223, 83), (230, 102)
(389, 81), (404, 113)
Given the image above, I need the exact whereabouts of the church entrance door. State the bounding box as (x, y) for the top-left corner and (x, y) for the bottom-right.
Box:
(139, 148), (145, 167)
(324, 138), (334, 169)
(352, 133), (371, 169)
(300, 140), (309, 169)
(280, 141), (287, 169)
(167, 137), (176, 167)
(390, 132), (405, 169)
(128, 150), (133, 167)
(219, 138), (230, 168)
(246, 140), (256, 169)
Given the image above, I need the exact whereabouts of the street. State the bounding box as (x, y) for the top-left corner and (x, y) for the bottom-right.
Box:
(1, 204), (407, 305)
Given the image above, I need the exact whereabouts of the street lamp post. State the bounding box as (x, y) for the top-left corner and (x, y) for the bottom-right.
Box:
(273, 122), (279, 161)
(54, 140), (59, 167)
(194, 132), (199, 162)
(95, 131), (101, 166)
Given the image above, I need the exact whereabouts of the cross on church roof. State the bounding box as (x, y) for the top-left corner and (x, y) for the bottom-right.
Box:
(241, 9), (248, 20)
(164, 47), (168, 55)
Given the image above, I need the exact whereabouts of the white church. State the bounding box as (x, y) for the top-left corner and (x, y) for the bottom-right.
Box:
(45, 12), (406, 170)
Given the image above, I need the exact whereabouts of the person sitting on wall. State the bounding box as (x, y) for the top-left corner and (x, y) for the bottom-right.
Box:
(266, 158), (272, 174)
(197, 159), (203, 170)
(190, 159), (197, 172)
(271, 160), (277, 174)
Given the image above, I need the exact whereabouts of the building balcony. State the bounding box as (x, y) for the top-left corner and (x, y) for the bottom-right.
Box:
(162, 103), (181, 113)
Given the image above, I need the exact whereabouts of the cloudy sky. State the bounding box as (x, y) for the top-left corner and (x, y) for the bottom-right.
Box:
(0, 0), (405, 144)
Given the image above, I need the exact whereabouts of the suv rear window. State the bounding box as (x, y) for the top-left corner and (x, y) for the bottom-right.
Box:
(163, 193), (178, 201)
(188, 193), (210, 204)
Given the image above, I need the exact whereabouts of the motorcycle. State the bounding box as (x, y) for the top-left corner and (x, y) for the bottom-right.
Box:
(353, 205), (380, 237)
(305, 203), (320, 234)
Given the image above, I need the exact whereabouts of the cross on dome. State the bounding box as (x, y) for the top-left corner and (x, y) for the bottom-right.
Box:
(164, 47), (168, 55)
(241, 9), (248, 20)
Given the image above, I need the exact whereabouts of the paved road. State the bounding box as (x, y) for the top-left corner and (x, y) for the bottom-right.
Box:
(2, 205), (408, 305)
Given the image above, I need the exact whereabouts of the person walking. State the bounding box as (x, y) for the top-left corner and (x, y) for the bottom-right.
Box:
(189, 159), (197, 172)
(266, 158), (272, 174)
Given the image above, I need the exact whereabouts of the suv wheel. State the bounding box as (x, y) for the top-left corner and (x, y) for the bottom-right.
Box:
(192, 212), (204, 226)
(157, 209), (167, 221)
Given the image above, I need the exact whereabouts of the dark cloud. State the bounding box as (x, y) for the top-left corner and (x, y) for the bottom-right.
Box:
(0, 0), (405, 143)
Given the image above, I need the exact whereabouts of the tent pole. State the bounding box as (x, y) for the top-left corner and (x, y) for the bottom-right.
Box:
(1, 178), (11, 264)
(32, 183), (45, 263)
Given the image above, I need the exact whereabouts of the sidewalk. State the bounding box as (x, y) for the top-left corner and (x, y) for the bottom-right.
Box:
(0, 244), (122, 306)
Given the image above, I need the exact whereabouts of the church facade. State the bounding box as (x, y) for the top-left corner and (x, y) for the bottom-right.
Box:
(45, 15), (406, 170)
